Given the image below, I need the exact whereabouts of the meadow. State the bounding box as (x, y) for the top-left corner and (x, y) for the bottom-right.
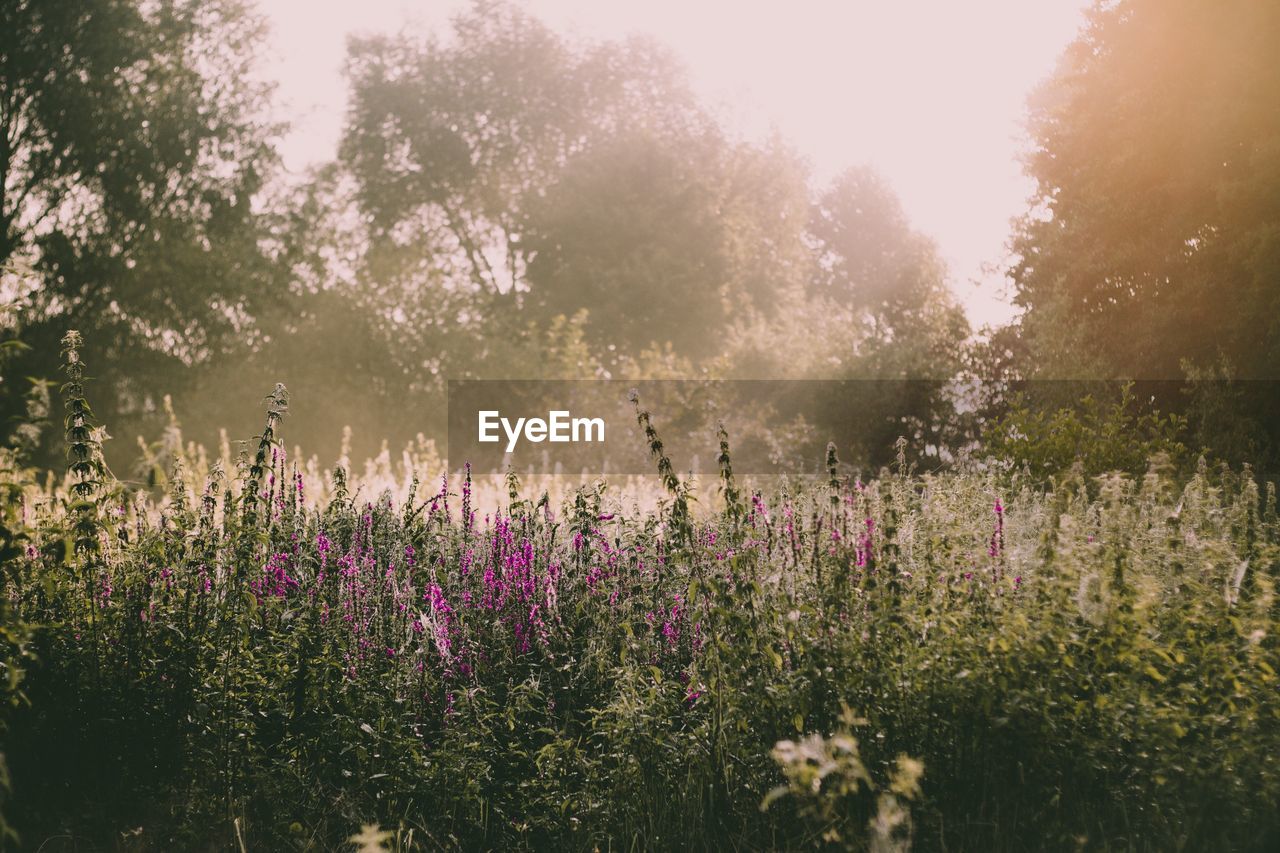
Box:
(1, 335), (1278, 851)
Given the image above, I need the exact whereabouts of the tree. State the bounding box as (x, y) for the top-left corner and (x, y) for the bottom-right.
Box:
(331, 1), (973, 462)
(525, 132), (812, 362)
(338, 0), (810, 372)
(1, 0), (287, 443)
(809, 167), (968, 378)
(714, 166), (969, 465)
(1010, 0), (1280, 381)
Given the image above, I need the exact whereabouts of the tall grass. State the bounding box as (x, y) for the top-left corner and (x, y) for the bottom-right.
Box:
(1, 340), (1278, 850)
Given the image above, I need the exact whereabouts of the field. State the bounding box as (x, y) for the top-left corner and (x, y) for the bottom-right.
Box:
(6, 0), (1280, 849)
(1, 343), (1278, 851)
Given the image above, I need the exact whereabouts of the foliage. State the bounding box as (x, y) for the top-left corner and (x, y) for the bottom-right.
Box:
(1010, 0), (1280, 382)
(764, 704), (924, 852)
(985, 384), (1189, 483)
(0, 0), (291, 458)
(808, 168), (968, 377)
(334, 1), (966, 396)
(0, 323), (40, 845)
(338, 0), (731, 364)
(0, 0), (979, 469)
(2, 357), (1278, 851)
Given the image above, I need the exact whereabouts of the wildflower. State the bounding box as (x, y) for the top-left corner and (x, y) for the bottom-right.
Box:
(750, 492), (769, 525)
(989, 497), (1005, 559)
(661, 620), (679, 646)
(253, 551), (300, 599)
(857, 517), (874, 568)
(462, 462), (473, 533)
(423, 583), (454, 662)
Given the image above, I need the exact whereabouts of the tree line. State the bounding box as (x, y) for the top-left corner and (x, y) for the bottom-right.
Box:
(2, 0), (1277, 475)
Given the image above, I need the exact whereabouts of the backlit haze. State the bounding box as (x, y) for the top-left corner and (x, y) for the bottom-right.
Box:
(260, 0), (1092, 328)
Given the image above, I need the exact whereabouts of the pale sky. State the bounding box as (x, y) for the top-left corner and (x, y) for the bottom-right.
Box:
(259, 0), (1092, 328)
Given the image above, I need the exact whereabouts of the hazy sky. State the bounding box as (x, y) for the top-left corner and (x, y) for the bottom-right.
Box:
(259, 0), (1092, 327)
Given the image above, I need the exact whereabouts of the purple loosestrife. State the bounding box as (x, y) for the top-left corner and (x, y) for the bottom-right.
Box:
(857, 518), (874, 569)
(989, 497), (1006, 585)
(659, 594), (685, 649)
(462, 462), (473, 534)
(988, 498), (1005, 558)
(437, 472), (451, 524)
(423, 582), (455, 664)
(250, 551), (300, 601)
(544, 560), (561, 613)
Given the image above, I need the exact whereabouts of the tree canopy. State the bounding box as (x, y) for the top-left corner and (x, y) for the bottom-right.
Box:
(336, 1), (965, 386)
(0, 0), (290, 438)
(1011, 0), (1280, 381)
(32, 0), (1280, 468)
